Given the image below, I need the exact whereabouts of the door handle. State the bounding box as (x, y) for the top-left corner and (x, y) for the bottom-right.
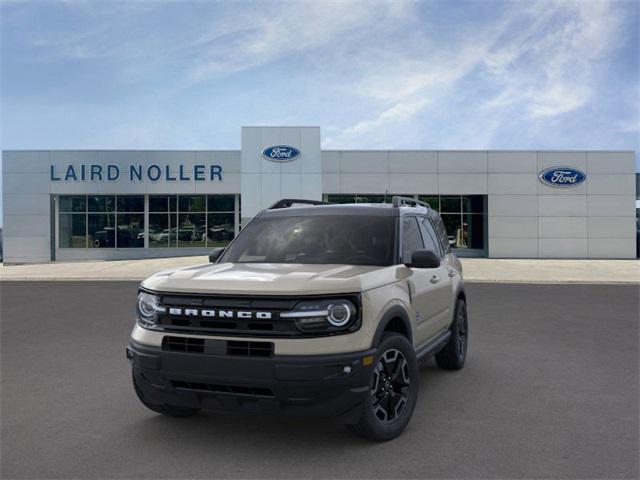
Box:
(448, 269), (457, 278)
(430, 275), (440, 284)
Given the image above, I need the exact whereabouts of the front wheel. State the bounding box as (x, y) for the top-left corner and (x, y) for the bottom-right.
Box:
(349, 333), (419, 441)
(435, 298), (468, 370)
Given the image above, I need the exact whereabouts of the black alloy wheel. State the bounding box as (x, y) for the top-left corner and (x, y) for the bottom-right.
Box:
(371, 348), (411, 423)
(349, 333), (419, 441)
(435, 298), (468, 370)
(455, 304), (468, 360)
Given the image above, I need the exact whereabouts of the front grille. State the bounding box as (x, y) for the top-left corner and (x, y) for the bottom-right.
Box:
(157, 294), (299, 336)
(150, 292), (360, 338)
(227, 341), (273, 357)
(162, 336), (273, 357)
(171, 380), (274, 398)
(162, 336), (204, 353)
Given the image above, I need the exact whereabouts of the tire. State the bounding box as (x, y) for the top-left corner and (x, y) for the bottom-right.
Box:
(132, 371), (200, 418)
(435, 298), (468, 370)
(349, 333), (419, 441)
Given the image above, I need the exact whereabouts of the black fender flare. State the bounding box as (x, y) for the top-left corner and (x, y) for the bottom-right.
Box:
(371, 305), (413, 348)
(446, 285), (467, 329)
(455, 285), (467, 303)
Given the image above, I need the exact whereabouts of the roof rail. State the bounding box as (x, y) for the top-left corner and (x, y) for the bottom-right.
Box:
(269, 198), (329, 209)
(391, 196), (430, 209)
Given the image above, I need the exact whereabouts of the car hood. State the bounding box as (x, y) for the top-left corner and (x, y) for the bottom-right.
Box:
(141, 262), (402, 295)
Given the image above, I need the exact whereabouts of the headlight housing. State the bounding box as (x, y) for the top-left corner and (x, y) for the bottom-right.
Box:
(136, 291), (165, 327)
(282, 298), (359, 334)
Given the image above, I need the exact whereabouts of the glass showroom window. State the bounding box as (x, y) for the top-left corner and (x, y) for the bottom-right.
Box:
(116, 196), (144, 248)
(148, 195), (238, 248)
(207, 195), (235, 247)
(419, 195), (486, 250)
(59, 196), (87, 248)
(58, 195), (144, 248)
(178, 195), (206, 248)
(326, 194), (394, 204)
(149, 196), (176, 248)
(326, 194), (356, 204)
(88, 196), (116, 248)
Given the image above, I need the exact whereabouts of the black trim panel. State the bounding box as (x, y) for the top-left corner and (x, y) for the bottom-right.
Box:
(128, 341), (376, 422)
(415, 330), (451, 361)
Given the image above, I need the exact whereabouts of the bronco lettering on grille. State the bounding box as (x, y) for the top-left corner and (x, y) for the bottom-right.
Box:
(167, 308), (273, 320)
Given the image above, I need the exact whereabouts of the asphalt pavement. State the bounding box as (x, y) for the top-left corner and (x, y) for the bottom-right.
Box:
(1, 282), (638, 479)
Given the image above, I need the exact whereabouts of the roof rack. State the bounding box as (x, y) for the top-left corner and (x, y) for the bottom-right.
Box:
(269, 198), (329, 209)
(391, 196), (431, 209)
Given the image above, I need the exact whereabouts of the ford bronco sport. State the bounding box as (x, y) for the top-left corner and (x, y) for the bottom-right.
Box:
(127, 196), (468, 441)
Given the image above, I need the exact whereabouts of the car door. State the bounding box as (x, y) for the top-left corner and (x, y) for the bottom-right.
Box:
(401, 216), (451, 347)
(418, 216), (454, 332)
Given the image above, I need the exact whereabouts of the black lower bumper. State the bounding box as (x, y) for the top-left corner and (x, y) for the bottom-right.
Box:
(127, 341), (376, 423)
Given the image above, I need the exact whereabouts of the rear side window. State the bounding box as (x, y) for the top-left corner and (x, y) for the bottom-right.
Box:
(419, 217), (443, 257)
(432, 215), (451, 254)
(402, 216), (424, 263)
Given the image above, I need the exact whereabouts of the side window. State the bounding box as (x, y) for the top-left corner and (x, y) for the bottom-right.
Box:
(433, 215), (451, 254)
(419, 217), (442, 257)
(402, 216), (424, 263)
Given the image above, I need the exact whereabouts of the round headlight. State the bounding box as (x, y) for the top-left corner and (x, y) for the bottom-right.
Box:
(327, 303), (351, 327)
(137, 292), (163, 325)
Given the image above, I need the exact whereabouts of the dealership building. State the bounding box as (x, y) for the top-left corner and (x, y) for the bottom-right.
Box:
(1, 126), (637, 263)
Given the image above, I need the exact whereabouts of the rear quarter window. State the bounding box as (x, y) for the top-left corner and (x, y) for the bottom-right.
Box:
(432, 215), (451, 254)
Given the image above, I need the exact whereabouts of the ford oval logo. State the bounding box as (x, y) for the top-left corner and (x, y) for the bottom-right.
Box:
(538, 166), (586, 188)
(261, 145), (301, 162)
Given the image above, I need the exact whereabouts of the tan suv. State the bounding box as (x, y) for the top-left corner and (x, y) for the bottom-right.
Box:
(127, 197), (468, 441)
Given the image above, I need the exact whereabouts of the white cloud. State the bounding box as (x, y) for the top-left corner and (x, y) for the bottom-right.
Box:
(21, 0), (413, 81)
(190, 1), (412, 80)
(331, 98), (430, 141)
(516, 0), (623, 118)
(3, 0), (636, 153)
(326, 0), (628, 147)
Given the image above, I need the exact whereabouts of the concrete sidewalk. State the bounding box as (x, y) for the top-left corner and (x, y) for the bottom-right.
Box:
(1, 257), (638, 284)
(460, 258), (639, 284)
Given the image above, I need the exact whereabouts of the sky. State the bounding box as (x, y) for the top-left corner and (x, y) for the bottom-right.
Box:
(0, 0), (639, 223)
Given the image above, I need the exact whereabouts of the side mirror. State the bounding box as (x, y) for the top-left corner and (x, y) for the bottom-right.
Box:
(407, 249), (440, 269)
(208, 247), (225, 263)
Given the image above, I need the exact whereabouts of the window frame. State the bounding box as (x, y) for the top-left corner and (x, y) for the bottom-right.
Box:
(400, 215), (425, 265)
(418, 216), (444, 258)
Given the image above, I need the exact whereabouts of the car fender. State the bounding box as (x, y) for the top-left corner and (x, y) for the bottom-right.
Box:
(370, 304), (413, 348)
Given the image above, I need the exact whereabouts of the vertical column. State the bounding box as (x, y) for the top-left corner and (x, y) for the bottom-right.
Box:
(234, 193), (240, 235)
(50, 195), (57, 260)
(240, 126), (321, 224)
(143, 195), (150, 249)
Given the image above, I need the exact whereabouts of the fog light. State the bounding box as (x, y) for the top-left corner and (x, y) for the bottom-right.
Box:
(362, 355), (374, 366)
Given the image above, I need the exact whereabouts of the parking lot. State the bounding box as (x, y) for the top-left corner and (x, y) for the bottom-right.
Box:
(1, 281), (638, 479)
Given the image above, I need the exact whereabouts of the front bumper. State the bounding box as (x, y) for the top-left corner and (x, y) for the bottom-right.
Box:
(127, 341), (376, 423)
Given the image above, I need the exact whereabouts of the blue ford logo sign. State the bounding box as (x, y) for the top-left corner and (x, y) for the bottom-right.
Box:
(538, 166), (586, 188)
(261, 145), (301, 162)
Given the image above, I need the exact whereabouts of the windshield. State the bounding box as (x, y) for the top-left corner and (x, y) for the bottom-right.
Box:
(221, 215), (396, 266)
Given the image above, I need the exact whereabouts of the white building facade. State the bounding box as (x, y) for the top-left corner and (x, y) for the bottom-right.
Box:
(2, 126), (637, 263)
